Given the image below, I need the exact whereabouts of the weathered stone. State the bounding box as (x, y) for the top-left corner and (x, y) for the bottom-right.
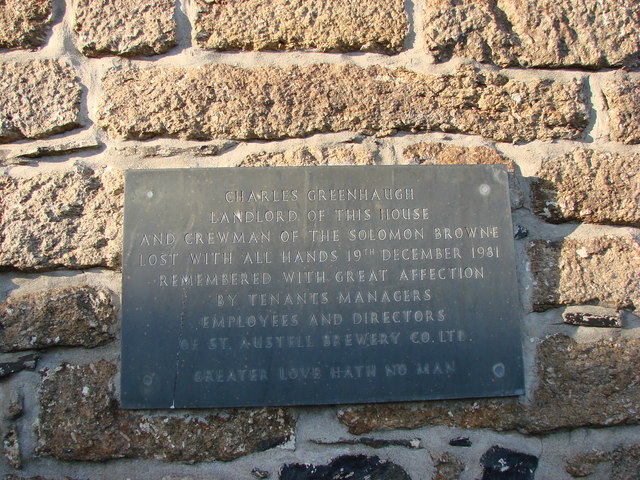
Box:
(0, 286), (116, 352)
(481, 446), (537, 480)
(310, 437), (422, 449)
(449, 437), (471, 447)
(0, 167), (123, 271)
(433, 453), (464, 480)
(239, 146), (376, 167)
(3, 425), (21, 469)
(6, 390), (24, 421)
(403, 142), (523, 209)
(563, 306), (622, 328)
(565, 445), (640, 479)
(602, 74), (640, 144)
(0, 60), (82, 143)
(529, 236), (640, 311)
(113, 141), (237, 158)
(0, 0), (51, 50)
(339, 335), (640, 435)
(11, 140), (101, 160)
(532, 149), (640, 226)
(74, 0), (176, 57)
(0, 354), (38, 377)
(193, 0), (406, 54)
(423, 0), (640, 69)
(279, 455), (410, 480)
(38, 362), (295, 462)
(338, 397), (522, 435)
(98, 64), (587, 144)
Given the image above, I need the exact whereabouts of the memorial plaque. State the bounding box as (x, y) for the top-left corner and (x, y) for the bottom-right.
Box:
(121, 166), (524, 408)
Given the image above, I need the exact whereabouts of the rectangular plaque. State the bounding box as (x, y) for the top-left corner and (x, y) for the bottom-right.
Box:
(121, 165), (524, 408)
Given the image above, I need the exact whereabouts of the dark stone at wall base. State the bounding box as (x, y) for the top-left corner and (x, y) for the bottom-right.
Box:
(0, 354), (38, 378)
(279, 455), (410, 480)
(449, 436), (472, 447)
(481, 446), (538, 479)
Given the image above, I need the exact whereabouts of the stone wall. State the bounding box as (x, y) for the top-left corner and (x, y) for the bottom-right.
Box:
(0, 0), (638, 478)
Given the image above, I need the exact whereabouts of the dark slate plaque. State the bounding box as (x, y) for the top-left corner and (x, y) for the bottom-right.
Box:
(121, 166), (524, 408)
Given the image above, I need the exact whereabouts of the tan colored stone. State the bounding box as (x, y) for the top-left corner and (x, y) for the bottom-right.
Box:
(529, 236), (640, 311)
(0, 286), (116, 352)
(113, 141), (237, 159)
(533, 149), (640, 226)
(433, 453), (464, 480)
(74, 0), (176, 57)
(239, 146), (376, 167)
(98, 64), (587, 144)
(565, 445), (640, 479)
(339, 335), (640, 435)
(0, 167), (123, 271)
(37, 362), (295, 462)
(0, 0), (51, 50)
(602, 74), (640, 144)
(338, 398), (521, 435)
(193, 0), (406, 54)
(0, 60), (82, 143)
(403, 142), (523, 208)
(3, 425), (21, 469)
(423, 0), (640, 68)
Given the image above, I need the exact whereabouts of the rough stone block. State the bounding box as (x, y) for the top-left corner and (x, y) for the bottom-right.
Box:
(403, 142), (523, 209)
(423, 0), (640, 68)
(279, 455), (410, 480)
(532, 149), (640, 226)
(565, 445), (640, 479)
(338, 335), (640, 434)
(98, 64), (587, 144)
(0, 286), (116, 352)
(433, 453), (464, 480)
(529, 236), (640, 311)
(37, 362), (295, 462)
(239, 146), (376, 167)
(0, 0), (51, 50)
(602, 74), (640, 144)
(0, 167), (123, 271)
(0, 60), (82, 143)
(74, 0), (176, 57)
(193, 0), (406, 54)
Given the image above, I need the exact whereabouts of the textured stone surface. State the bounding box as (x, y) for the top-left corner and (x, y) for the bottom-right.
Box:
(532, 149), (640, 226)
(1, 140), (101, 166)
(563, 306), (622, 328)
(0, 60), (82, 143)
(338, 335), (640, 434)
(529, 236), (640, 311)
(433, 453), (464, 480)
(403, 142), (523, 209)
(38, 362), (295, 462)
(3, 425), (22, 469)
(279, 455), (410, 480)
(0, 354), (38, 377)
(481, 446), (537, 479)
(0, 167), (123, 271)
(113, 141), (237, 158)
(0, 0), (51, 50)
(98, 64), (587, 144)
(0, 286), (116, 352)
(423, 0), (640, 68)
(565, 445), (640, 479)
(74, 0), (176, 57)
(602, 74), (640, 144)
(194, 0), (406, 54)
(239, 146), (376, 167)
